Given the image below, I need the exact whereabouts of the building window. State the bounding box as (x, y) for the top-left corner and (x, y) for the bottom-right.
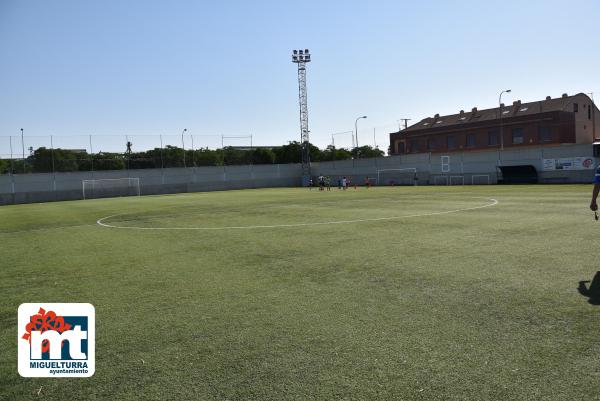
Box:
(488, 130), (499, 146)
(447, 135), (457, 150)
(512, 128), (524, 144)
(410, 139), (420, 153)
(539, 127), (552, 142)
(427, 138), (435, 150)
(574, 103), (579, 112)
(466, 133), (476, 148)
(396, 141), (405, 154)
(589, 106), (592, 120)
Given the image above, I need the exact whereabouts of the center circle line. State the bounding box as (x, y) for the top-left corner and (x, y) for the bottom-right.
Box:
(96, 198), (499, 231)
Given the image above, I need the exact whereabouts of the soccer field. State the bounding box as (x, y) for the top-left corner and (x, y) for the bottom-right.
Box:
(1, 185), (599, 400)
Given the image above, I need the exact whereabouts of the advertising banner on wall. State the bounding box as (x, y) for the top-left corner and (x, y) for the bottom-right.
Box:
(542, 157), (596, 171)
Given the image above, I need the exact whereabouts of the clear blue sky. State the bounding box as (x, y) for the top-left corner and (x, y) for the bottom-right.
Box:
(1, 0), (599, 154)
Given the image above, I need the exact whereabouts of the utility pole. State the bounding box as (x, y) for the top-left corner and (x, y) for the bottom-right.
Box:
(354, 115), (367, 158)
(20, 128), (25, 173)
(181, 128), (187, 168)
(499, 89), (512, 151)
(373, 127), (377, 148)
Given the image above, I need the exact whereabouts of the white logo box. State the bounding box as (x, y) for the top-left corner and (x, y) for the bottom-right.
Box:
(18, 303), (95, 378)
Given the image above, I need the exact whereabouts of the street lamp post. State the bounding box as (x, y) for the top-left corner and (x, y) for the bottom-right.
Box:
(181, 128), (187, 168)
(499, 89), (511, 151)
(20, 128), (25, 173)
(354, 116), (367, 158)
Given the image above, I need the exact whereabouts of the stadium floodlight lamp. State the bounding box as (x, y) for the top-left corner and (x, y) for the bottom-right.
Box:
(292, 49), (311, 63)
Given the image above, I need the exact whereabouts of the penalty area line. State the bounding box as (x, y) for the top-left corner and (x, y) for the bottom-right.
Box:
(96, 198), (499, 231)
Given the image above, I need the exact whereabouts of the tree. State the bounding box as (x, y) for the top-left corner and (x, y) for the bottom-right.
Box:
(251, 148), (275, 164)
(0, 158), (12, 174)
(31, 147), (79, 172)
(354, 145), (384, 158)
(273, 141), (302, 164)
(320, 145), (353, 162)
(193, 148), (221, 166)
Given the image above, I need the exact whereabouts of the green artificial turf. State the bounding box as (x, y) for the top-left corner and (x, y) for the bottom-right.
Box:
(1, 185), (599, 400)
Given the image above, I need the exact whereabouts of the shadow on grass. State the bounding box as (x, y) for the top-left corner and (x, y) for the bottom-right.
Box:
(578, 271), (600, 305)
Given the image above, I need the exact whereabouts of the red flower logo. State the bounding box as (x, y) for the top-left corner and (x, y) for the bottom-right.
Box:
(22, 307), (72, 353)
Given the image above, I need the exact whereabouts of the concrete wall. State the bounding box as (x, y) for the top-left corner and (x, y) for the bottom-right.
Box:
(0, 143), (596, 205)
(312, 143), (597, 186)
(0, 164), (302, 205)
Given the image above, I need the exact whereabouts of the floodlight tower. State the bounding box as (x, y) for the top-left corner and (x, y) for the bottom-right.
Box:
(292, 49), (311, 186)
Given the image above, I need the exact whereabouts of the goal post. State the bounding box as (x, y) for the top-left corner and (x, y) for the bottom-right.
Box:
(376, 168), (418, 186)
(82, 178), (141, 200)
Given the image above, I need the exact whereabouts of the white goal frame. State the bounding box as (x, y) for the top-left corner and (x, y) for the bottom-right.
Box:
(471, 174), (491, 185)
(82, 178), (141, 200)
(376, 168), (418, 186)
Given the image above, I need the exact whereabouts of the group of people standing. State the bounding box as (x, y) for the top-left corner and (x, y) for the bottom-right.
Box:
(310, 175), (332, 191)
(309, 176), (373, 191)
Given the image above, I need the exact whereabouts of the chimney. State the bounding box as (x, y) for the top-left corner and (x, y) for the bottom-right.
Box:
(471, 107), (477, 113)
(562, 93), (568, 98)
(546, 96), (551, 101)
(460, 110), (464, 115)
(500, 103), (505, 108)
(512, 100), (521, 114)
(434, 113), (440, 118)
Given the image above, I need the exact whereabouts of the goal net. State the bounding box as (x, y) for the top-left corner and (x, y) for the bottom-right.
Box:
(82, 178), (141, 200)
(376, 168), (418, 186)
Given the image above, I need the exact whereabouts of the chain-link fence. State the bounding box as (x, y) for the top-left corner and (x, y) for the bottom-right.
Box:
(0, 133), (386, 175)
(0, 134), (260, 174)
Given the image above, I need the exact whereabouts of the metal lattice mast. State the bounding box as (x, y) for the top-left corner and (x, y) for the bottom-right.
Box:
(292, 49), (311, 186)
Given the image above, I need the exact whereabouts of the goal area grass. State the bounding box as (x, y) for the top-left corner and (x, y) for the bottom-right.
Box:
(1, 185), (599, 400)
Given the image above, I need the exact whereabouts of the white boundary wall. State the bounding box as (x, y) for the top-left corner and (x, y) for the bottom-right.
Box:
(0, 164), (302, 205)
(0, 143), (596, 205)
(312, 143), (597, 187)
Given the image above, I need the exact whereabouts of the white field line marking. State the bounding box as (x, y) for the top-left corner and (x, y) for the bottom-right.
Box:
(96, 198), (499, 231)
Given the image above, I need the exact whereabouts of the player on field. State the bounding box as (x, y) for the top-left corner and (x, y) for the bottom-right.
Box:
(590, 164), (600, 212)
(318, 175), (325, 191)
